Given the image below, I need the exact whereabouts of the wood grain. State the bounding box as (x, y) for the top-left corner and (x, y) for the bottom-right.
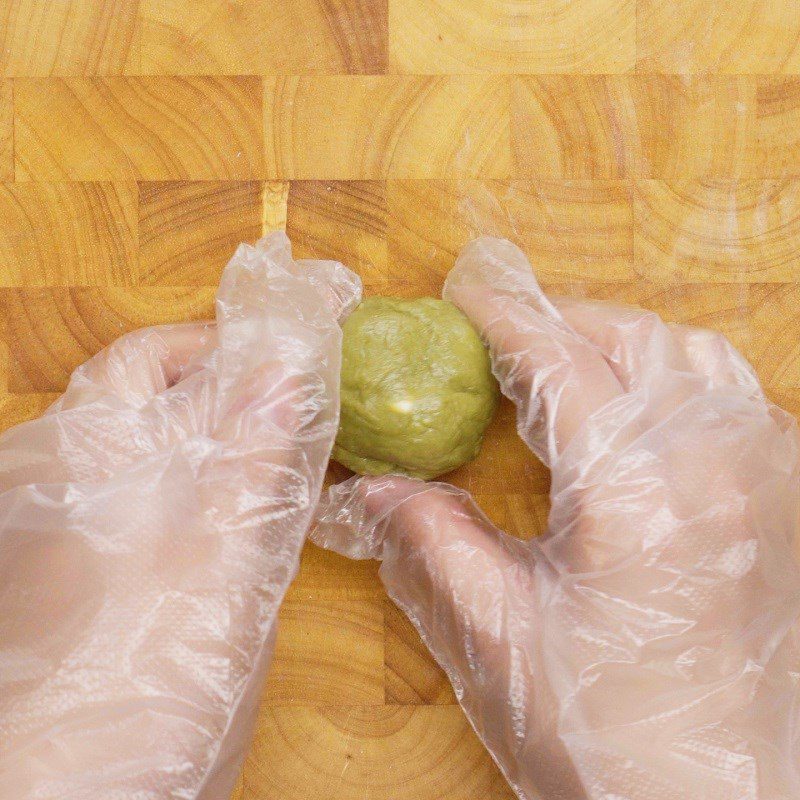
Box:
(0, 82), (13, 181)
(286, 542), (384, 603)
(389, 0), (635, 74)
(140, 0), (387, 75)
(632, 77), (756, 180)
(634, 180), (800, 282)
(444, 398), (550, 496)
(0, 392), (59, 431)
(2, 3), (800, 800)
(0, 182), (137, 285)
(287, 181), (388, 292)
(15, 78), (263, 180)
(651, 284), (800, 389)
(286, 543), (383, 603)
(542, 280), (800, 390)
(385, 599), (455, 705)
(0, 287), (213, 391)
(387, 179), (514, 294)
(242, 705), (516, 800)
(0, 0), (139, 76)
(139, 181), (264, 285)
(755, 79), (800, 178)
(514, 76), (756, 180)
(513, 76), (634, 180)
(637, 0), (800, 73)
(768, 387), (800, 417)
(387, 179), (633, 291)
(265, 76), (511, 179)
(471, 491), (551, 541)
(266, 599), (384, 705)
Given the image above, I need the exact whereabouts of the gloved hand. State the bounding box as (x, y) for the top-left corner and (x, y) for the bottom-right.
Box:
(0, 233), (361, 799)
(312, 237), (800, 800)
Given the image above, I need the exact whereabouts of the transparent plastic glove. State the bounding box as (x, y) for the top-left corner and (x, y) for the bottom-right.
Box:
(312, 237), (800, 800)
(0, 232), (361, 800)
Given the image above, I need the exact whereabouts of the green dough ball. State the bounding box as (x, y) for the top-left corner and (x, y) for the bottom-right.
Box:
(334, 297), (499, 480)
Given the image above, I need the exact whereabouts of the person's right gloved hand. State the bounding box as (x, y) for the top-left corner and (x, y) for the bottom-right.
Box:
(312, 237), (800, 800)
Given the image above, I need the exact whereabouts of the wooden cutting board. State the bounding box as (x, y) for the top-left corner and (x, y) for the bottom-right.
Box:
(1, 2), (799, 798)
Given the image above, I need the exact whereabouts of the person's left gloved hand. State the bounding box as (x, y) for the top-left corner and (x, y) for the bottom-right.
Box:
(0, 233), (360, 799)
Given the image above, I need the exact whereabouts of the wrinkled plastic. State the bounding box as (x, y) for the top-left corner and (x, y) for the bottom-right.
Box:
(0, 232), (361, 799)
(313, 237), (800, 800)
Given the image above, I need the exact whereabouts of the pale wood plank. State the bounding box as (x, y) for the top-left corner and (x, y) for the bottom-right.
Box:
(389, 0), (635, 74)
(634, 179), (800, 283)
(470, 491), (550, 541)
(540, 280), (800, 390)
(262, 182), (289, 234)
(0, 82), (12, 181)
(287, 180), (387, 293)
(265, 76), (511, 180)
(0, 0), (139, 76)
(139, 181), (263, 286)
(443, 398), (550, 496)
(265, 598), (384, 705)
(140, 0), (387, 75)
(755, 78), (800, 178)
(513, 76), (756, 180)
(637, 0), (800, 73)
(384, 599), (455, 706)
(285, 542), (383, 603)
(15, 78), (263, 181)
(387, 179), (634, 292)
(0, 182), (138, 286)
(0, 286), (214, 392)
(769, 387), (800, 419)
(242, 705), (516, 800)
(0, 392), (59, 433)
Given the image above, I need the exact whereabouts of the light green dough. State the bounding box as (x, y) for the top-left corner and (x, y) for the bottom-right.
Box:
(333, 297), (499, 480)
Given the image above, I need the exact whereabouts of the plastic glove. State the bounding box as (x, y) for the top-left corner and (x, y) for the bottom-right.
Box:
(312, 237), (800, 800)
(0, 232), (361, 799)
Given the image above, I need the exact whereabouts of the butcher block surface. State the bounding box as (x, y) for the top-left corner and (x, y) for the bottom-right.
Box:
(1, 1), (800, 798)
